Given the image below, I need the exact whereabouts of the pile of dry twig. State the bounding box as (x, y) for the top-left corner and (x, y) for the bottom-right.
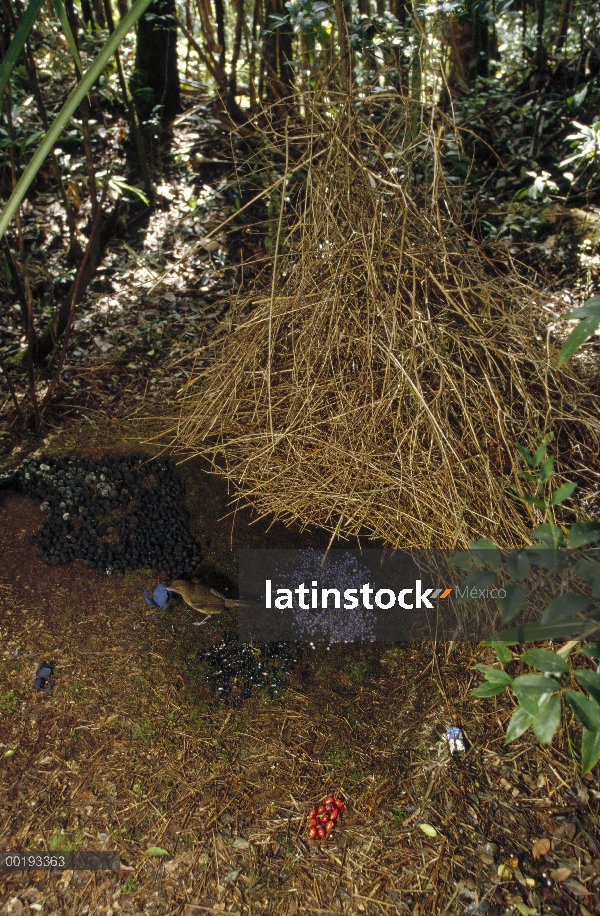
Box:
(170, 97), (600, 549)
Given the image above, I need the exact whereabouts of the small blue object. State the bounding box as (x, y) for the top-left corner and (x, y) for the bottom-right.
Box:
(446, 727), (465, 754)
(144, 583), (171, 619)
(35, 661), (55, 693)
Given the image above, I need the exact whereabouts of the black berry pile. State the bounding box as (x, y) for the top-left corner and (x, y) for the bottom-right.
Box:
(3, 454), (201, 578)
(198, 632), (301, 707)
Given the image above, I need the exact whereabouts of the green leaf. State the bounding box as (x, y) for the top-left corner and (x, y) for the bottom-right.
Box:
(473, 664), (512, 685)
(562, 295), (600, 319)
(499, 584), (527, 623)
(581, 643), (600, 661)
(568, 522), (600, 549)
(145, 846), (170, 856)
(491, 640), (513, 665)
(531, 524), (566, 548)
(565, 690), (600, 730)
(470, 538), (501, 572)
(558, 314), (600, 367)
(0, 0), (46, 101)
(520, 494), (548, 508)
(550, 481), (578, 505)
(514, 903), (538, 916)
(575, 669), (600, 705)
(471, 680), (509, 697)
(518, 469), (538, 483)
(574, 558), (600, 597)
(539, 457), (554, 482)
(513, 674), (557, 715)
(522, 648), (570, 674)
(447, 550), (473, 571)
(505, 705), (534, 743)
(532, 693), (562, 744)
(456, 570), (497, 602)
(493, 617), (591, 644)
(517, 443), (535, 467)
(51, 0), (84, 77)
(522, 545), (567, 570)
(541, 593), (590, 624)
(0, 0), (155, 244)
(532, 444), (547, 466)
(506, 550), (531, 582)
(581, 726), (600, 774)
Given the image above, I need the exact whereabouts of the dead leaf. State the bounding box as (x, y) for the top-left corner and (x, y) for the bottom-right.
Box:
(550, 867), (572, 882)
(562, 877), (590, 897)
(532, 837), (551, 859)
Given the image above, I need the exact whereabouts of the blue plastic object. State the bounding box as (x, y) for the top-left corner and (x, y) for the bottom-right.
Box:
(144, 583), (171, 619)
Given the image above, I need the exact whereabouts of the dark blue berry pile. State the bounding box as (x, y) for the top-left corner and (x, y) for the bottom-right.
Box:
(3, 454), (201, 578)
(198, 632), (301, 706)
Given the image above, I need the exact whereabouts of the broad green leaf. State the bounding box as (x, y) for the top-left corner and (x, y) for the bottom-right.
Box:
(558, 314), (600, 367)
(499, 583), (526, 623)
(456, 570), (497, 602)
(522, 648), (570, 675)
(471, 680), (509, 697)
(581, 643), (600, 661)
(532, 693), (562, 744)
(0, 0), (46, 101)
(517, 444), (535, 467)
(473, 664), (512, 685)
(0, 0), (155, 243)
(145, 846), (170, 856)
(447, 550), (473, 571)
(539, 457), (554, 482)
(532, 444), (547, 466)
(470, 538), (501, 572)
(581, 726), (600, 774)
(51, 0), (83, 77)
(550, 481), (578, 505)
(520, 494), (548, 508)
(541, 593), (590, 624)
(522, 545), (567, 570)
(562, 295), (600, 319)
(574, 558), (600, 598)
(513, 674), (557, 715)
(493, 617), (591, 643)
(531, 524), (565, 547)
(575, 669), (600, 705)
(568, 522), (600, 549)
(565, 690), (600, 730)
(506, 550), (531, 582)
(491, 640), (513, 665)
(505, 705), (534, 743)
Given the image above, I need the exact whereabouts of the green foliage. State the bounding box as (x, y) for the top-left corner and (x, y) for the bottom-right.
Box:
(558, 296), (600, 368)
(468, 437), (600, 772)
(0, 0), (154, 243)
(131, 718), (156, 742)
(0, 690), (19, 717)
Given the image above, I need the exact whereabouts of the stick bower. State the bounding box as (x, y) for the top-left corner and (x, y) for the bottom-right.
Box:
(172, 104), (600, 549)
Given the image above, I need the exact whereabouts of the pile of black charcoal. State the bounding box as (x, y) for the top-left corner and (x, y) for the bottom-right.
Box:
(0, 454), (201, 578)
(198, 632), (302, 706)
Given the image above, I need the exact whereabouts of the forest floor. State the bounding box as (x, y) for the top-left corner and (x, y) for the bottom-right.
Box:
(1, 94), (600, 916)
(1, 417), (600, 916)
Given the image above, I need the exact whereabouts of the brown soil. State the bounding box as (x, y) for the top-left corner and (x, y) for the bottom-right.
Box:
(1, 419), (599, 916)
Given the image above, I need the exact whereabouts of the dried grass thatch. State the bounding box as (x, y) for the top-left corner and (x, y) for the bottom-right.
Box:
(171, 98), (600, 549)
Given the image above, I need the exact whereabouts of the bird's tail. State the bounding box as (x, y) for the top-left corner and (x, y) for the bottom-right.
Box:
(224, 599), (250, 609)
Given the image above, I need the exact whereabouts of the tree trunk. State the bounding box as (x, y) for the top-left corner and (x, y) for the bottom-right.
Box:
(130, 0), (180, 123)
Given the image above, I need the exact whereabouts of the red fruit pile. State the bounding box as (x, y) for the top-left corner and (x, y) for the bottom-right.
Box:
(306, 796), (345, 841)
